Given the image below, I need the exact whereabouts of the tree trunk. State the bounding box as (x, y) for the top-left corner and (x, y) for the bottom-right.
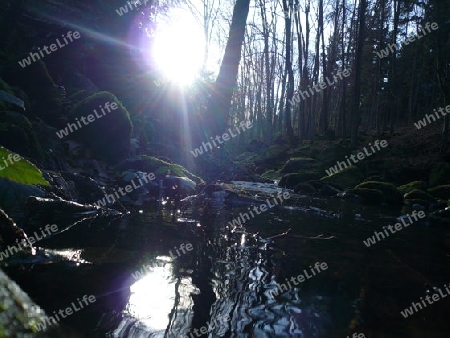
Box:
(350, 0), (366, 144)
(203, 0), (251, 138)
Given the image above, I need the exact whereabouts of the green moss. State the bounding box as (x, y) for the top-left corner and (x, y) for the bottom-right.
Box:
(141, 155), (204, 183)
(280, 157), (319, 173)
(355, 181), (403, 205)
(279, 172), (322, 188)
(320, 166), (365, 190)
(68, 91), (132, 163)
(427, 185), (450, 200)
(261, 170), (280, 180)
(254, 144), (289, 165)
(347, 188), (385, 204)
(404, 189), (435, 202)
(234, 151), (257, 168)
(398, 181), (428, 195)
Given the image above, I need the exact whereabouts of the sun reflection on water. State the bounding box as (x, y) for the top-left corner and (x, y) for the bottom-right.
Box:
(114, 256), (198, 337)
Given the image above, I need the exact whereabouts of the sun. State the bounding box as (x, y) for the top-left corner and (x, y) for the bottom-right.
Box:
(151, 8), (205, 86)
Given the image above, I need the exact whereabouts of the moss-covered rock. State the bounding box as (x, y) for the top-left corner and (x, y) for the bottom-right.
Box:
(307, 180), (341, 196)
(427, 185), (450, 200)
(0, 112), (42, 159)
(398, 181), (428, 195)
(320, 166), (365, 190)
(293, 183), (317, 194)
(68, 91), (132, 163)
(404, 189), (435, 202)
(316, 144), (352, 167)
(279, 172), (322, 188)
(234, 151), (257, 169)
(346, 188), (385, 204)
(280, 157), (320, 174)
(429, 162), (450, 187)
(355, 181), (403, 205)
(141, 155), (204, 183)
(364, 175), (385, 182)
(254, 144), (289, 166)
(261, 170), (280, 180)
(68, 89), (93, 102)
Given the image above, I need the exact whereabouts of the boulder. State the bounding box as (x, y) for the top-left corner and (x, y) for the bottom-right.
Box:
(279, 172), (322, 189)
(346, 188), (385, 205)
(67, 91), (132, 163)
(404, 189), (435, 202)
(320, 166), (365, 190)
(293, 183), (317, 194)
(355, 181), (403, 206)
(427, 185), (450, 200)
(398, 181), (428, 195)
(280, 157), (320, 174)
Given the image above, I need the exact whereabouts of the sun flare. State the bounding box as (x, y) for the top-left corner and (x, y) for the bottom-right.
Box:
(151, 9), (205, 86)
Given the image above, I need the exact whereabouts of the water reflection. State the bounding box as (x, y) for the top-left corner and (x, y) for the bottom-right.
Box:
(113, 257), (198, 338)
(205, 209), (329, 337)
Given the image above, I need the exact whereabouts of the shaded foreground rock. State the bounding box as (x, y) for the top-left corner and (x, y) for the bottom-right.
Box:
(0, 268), (58, 337)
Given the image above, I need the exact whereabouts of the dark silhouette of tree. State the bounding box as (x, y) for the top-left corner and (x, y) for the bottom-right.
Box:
(203, 0), (251, 139)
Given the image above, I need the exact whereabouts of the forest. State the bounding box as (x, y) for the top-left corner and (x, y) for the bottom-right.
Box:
(0, 0), (449, 337)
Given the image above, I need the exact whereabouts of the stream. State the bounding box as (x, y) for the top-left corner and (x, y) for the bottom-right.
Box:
(3, 182), (450, 337)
